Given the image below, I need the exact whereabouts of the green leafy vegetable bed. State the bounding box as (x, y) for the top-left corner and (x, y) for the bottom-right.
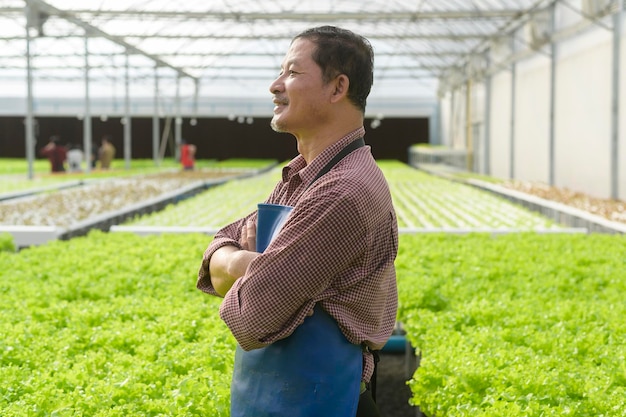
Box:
(125, 168), (283, 228)
(0, 158), (275, 196)
(2, 168), (625, 416)
(3, 231), (625, 416)
(397, 233), (626, 416)
(126, 161), (558, 231)
(0, 231), (234, 416)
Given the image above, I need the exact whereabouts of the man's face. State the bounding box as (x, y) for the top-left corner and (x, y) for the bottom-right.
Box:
(269, 38), (334, 136)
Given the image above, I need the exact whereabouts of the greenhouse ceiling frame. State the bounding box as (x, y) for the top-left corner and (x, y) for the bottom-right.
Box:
(2, 0), (623, 92)
(1, 0), (624, 179)
(2, 0), (567, 90)
(0, 0), (551, 88)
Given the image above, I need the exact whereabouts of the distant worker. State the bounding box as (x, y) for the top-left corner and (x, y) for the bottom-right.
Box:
(39, 135), (67, 173)
(180, 140), (197, 171)
(99, 135), (116, 169)
(66, 144), (84, 172)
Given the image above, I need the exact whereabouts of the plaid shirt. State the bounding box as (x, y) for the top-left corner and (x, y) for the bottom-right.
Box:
(197, 127), (398, 382)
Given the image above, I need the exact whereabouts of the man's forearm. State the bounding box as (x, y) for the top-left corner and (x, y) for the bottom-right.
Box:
(209, 245), (259, 297)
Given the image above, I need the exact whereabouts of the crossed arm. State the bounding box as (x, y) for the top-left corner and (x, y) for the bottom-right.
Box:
(208, 220), (259, 297)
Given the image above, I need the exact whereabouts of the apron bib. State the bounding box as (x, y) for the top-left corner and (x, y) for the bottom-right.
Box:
(230, 304), (362, 417)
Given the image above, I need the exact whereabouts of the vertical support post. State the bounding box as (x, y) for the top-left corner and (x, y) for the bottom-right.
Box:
(510, 62), (516, 180)
(549, 3), (557, 186)
(509, 32), (517, 180)
(124, 50), (131, 170)
(484, 50), (492, 175)
(428, 104), (439, 146)
(449, 90), (455, 149)
(174, 73), (182, 161)
(611, 1), (623, 199)
(193, 79), (199, 121)
(435, 98), (443, 146)
(24, 3), (35, 180)
(466, 79), (473, 172)
(152, 65), (160, 165)
(83, 33), (92, 174)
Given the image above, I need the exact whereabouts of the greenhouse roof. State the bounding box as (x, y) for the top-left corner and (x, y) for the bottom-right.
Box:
(0, 0), (618, 103)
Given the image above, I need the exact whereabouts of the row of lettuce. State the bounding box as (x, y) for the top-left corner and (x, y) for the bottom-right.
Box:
(2, 231), (625, 416)
(2, 159), (558, 231)
(0, 159), (277, 230)
(0, 158), (275, 196)
(125, 161), (559, 231)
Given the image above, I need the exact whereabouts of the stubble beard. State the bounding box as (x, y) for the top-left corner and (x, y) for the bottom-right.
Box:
(270, 116), (285, 133)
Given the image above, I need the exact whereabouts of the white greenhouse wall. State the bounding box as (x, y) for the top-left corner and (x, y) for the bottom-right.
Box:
(555, 29), (613, 198)
(489, 71), (512, 179)
(515, 55), (552, 184)
(439, 11), (626, 201)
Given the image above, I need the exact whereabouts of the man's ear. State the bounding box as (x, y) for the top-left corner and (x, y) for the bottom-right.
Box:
(330, 74), (349, 103)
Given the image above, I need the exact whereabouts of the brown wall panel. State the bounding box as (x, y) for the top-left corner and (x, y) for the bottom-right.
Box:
(0, 116), (428, 163)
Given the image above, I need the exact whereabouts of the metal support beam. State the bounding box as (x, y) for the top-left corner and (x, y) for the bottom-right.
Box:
(83, 34), (92, 174)
(0, 62), (450, 75)
(484, 50), (492, 175)
(0, 33), (510, 42)
(152, 65), (160, 164)
(27, 0), (197, 81)
(449, 92), (455, 149)
(24, 3), (36, 180)
(510, 61), (516, 180)
(466, 79), (473, 172)
(451, 0), (549, 79)
(428, 102), (440, 146)
(174, 74), (182, 162)
(1, 50), (472, 59)
(192, 79), (199, 124)
(549, 4), (557, 186)
(109, 33), (506, 42)
(27, 9), (524, 21)
(611, 0), (623, 199)
(432, 98), (442, 146)
(0, 72), (434, 83)
(124, 50), (131, 170)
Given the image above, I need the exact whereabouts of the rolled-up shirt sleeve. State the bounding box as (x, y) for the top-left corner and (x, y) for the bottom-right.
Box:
(196, 215), (251, 296)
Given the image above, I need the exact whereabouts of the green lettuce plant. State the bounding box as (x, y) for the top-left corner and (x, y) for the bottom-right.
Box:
(0, 231), (233, 416)
(397, 233), (626, 416)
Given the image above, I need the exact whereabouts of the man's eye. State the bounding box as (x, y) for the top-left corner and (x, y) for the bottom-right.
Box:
(277, 69), (298, 77)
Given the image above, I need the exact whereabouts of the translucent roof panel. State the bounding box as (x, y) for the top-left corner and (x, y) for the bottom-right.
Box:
(0, 0), (556, 103)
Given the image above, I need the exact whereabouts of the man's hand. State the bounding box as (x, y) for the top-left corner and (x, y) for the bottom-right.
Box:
(209, 220), (259, 297)
(240, 219), (257, 251)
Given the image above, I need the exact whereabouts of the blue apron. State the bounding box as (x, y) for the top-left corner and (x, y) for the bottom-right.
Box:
(230, 304), (362, 417)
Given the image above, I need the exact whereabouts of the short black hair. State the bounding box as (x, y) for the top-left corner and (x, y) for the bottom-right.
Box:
(294, 26), (374, 113)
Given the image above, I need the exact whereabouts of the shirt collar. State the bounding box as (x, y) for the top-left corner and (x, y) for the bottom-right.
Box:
(282, 127), (365, 186)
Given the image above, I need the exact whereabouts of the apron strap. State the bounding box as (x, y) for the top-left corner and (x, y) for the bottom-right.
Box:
(308, 137), (365, 189)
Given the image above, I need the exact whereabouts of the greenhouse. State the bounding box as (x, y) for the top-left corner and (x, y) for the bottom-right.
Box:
(1, 1), (626, 416)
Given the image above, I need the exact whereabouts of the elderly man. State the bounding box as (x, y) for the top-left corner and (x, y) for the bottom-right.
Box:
(197, 26), (398, 417)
